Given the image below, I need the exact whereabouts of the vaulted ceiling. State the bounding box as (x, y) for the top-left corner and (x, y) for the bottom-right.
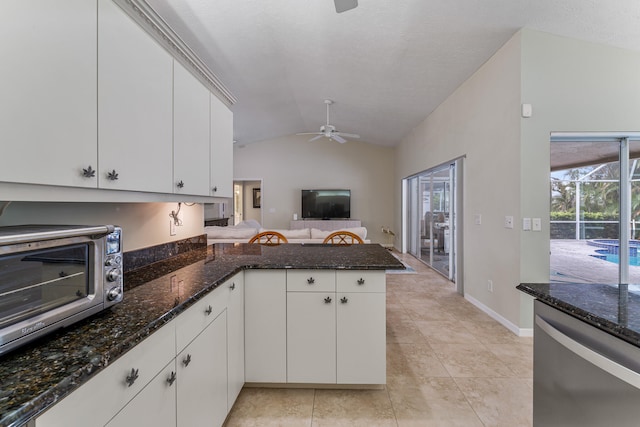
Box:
(146, 0), (640, 147)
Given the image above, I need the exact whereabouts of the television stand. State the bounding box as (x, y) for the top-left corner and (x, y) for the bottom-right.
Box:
(290, 219), (361, 231)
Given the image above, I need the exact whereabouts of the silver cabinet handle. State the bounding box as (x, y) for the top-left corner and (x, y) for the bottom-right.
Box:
(177, 180), (184, 189)
(212, 186), (218, 192)
(107, 169), (119, 180)
(340, 296), (348, 304)
(307, 277), (315, 285)
(82, 165), (96, 178)
(205, 305), (213, 315)
(357, 278), (365, 285)
(166, 371), (177, 386)
(230, 282), (236, 290)
(324, 296), (332, 304)
(535, 314), (640, 389)
(183, 354), (192, 367)
(125, 368), (139, 387)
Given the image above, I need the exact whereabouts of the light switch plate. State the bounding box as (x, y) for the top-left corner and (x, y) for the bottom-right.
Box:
(523, 218), (532, 231)
(474, 214), (482, 225)
(532, 218), (542, 231)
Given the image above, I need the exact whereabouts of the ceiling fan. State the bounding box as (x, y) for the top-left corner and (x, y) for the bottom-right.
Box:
(334, 0), (358, 13)
(297, 100), (361, 144)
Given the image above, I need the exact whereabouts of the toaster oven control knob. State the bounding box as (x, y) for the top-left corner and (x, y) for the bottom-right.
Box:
(105, 256), (121, 267)
(107, 287), (122, 301)
(106, 268), (121, 282)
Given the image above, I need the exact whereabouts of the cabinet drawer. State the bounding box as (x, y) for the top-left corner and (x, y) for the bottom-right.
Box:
(37, 321), (175, 427)
(287, 270), (335, 292)
(336, 271), (385, 293)
(176, 282), (227, 353)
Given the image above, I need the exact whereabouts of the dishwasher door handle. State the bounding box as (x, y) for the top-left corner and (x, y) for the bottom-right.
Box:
(535, 314), (640, 389)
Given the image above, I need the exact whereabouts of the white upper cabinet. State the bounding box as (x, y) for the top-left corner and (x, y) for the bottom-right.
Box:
(0, 0), (98, 188)
(210, 94), (234, 198)
(173, 62), (211, 196)
(98, 0), (173, 193)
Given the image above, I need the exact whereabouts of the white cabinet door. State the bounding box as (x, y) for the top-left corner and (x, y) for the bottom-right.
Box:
(98, 0), (173, 193)
(225, 273), (245, 409)
(175, 279), (226, 353)
(287, 292), (336, 383)
(173, 61), (211, 196)
(209, 94), (233, 198)
(0, 0), (97, 188)
(336, 292), (386, 384)
(36, 322), (175, 427)
(105, 361), (176, 427)
(177, 310), (228, 427)
(244, 270), (287, 383)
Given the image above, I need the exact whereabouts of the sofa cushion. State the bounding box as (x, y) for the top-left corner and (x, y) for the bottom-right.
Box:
(205, 226), (258, 239)
(310, 227), (367, 240)
(260, 228), (311, 239)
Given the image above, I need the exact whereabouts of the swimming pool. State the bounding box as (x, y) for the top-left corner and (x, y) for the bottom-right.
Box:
(589, 240), (640, 265)
(592, 250), (640, 266)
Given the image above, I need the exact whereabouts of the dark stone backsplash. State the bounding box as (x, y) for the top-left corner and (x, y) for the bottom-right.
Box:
(123, 234), (207, 272)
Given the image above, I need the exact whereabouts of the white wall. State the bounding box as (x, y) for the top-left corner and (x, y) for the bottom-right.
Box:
(234, 134), (395, 243)
(395, 32), (524, 330)
(0, 202), (204, 252)
(396, 28), (640, 332)
(518, 29), (640, 325)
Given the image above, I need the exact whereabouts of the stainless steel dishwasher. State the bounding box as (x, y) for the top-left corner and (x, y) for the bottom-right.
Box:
(534, 300), (640, 426)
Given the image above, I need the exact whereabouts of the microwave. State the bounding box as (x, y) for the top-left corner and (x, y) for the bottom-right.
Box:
(0, 225), (123, 355)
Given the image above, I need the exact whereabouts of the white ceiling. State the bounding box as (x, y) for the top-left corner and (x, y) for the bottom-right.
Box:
(146, 0), (640, 147)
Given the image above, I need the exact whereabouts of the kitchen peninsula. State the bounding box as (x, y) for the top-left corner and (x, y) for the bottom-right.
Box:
(0, 242), (403, 427)
(517, 282), (640, 426)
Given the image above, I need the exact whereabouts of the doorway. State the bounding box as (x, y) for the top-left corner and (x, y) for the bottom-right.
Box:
(233, 180), (262, 226)
(403, 159), (462, 287)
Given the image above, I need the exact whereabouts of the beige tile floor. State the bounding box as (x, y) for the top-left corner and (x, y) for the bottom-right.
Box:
(224, 253), (533, 427)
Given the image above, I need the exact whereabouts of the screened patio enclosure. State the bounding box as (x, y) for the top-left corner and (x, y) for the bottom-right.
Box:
(550, 133), (640, 284)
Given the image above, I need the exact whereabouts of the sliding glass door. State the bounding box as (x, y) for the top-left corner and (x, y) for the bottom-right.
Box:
(405, 161), (458, 281)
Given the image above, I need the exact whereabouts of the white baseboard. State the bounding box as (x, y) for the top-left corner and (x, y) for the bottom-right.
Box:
(464, 294), (533, 337)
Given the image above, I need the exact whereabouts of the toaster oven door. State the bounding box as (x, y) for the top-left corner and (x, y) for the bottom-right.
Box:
(0, 243), (94, 333)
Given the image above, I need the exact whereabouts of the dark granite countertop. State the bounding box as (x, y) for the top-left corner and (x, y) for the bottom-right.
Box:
(517, 282), (640, 348)
(0, 243), (402, 427)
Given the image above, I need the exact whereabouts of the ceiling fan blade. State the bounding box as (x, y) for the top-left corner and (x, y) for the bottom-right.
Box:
(335, 132), (360, 139)
(332, 134), (347, 144)
(297, 132), (322, 136)
(334, 0), (358, 13)
(309, 135), (324, 142)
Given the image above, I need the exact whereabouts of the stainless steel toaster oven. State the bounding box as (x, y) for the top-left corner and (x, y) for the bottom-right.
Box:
(0, 225), (123, 355)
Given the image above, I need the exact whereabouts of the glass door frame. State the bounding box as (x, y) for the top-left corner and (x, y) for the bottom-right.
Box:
(402, 158), (463, 286)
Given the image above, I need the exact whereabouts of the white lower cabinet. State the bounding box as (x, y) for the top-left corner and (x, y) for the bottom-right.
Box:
(225, 274), (245, 409)
(36, 321), (176, 427)
(177, 310), (228, 427)
(105, 360), (176, 427)
(336, 292), (386, 384)
(246, 269), (386, 386)
(244, 270), (287, 383)
(287, 291), (336, 383)
(36, 275), (242, 427)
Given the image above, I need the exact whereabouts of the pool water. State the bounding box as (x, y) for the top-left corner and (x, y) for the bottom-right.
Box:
(598, 253), (640, 266)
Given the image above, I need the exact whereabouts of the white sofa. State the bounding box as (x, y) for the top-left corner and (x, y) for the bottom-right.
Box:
(205, 220), (369, 244)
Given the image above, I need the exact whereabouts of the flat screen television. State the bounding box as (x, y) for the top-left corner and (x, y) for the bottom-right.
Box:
(301, 189), (351, 219)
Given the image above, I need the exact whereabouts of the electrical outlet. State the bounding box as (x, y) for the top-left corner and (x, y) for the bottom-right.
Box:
(170, 220), (176, 236)
(474, 214), (482, 225)
(487, 279), (493, 292)
(504, 216), (514, 229)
